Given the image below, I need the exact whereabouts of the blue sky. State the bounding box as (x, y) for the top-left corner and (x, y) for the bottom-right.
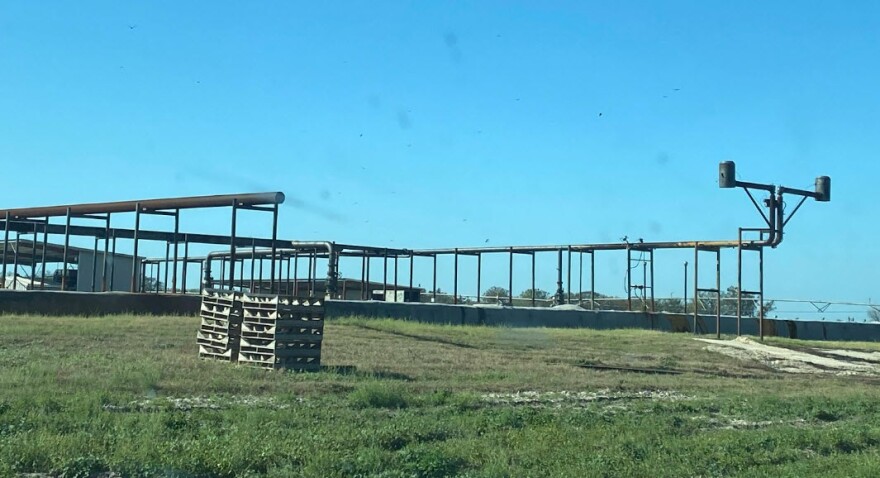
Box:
(2, 1), (879, 315)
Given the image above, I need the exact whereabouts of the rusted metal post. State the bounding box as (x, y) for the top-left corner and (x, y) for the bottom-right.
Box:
(61, 207), (71, 291)
(453, 249), (458, 304)
(131, 203), (141, 292)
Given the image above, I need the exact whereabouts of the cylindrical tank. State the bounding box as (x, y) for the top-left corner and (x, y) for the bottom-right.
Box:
(719, 161), (736, 188)
(815, 176), (831, 202)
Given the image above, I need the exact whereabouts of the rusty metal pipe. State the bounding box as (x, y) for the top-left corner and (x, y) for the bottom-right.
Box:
(0, 192), (285, 218)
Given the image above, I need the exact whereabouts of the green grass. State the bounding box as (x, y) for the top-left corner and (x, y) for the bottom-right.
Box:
(1, 315), (880, 477)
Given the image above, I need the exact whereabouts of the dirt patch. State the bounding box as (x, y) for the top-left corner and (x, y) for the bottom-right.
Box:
(102, 395), (301, 412)
(481, 389), (689, 408)
(698, 337), (880, 376)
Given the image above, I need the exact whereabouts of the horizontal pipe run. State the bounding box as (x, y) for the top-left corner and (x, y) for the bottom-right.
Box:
(0, 192), (285, 218)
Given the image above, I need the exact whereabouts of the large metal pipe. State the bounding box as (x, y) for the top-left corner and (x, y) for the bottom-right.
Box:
(0, 192), (285, 218)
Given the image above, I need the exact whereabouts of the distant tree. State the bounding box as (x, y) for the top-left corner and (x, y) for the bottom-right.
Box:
(696, 286), (775, 316)
(519, 288), (549, 300)
(483, 286), (509, 299)
(868, 308), (880, 322)
(142, 277), (164, 292)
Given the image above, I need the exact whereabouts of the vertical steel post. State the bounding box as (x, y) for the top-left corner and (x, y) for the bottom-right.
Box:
(578, 251), (583, 305)
(220, 258), (226, 290)
(759, 246), (765, 341)
(30, 223), (37, 289)
(91, 236), (98, 292)
(432, 254), (437, 302)
(716, 248), (721, 339)
(737, 228), (743, 336)
(307, 253), (314, 296)
(359, 255), (365, 300)
(294, 252), (299, 296)
(250, 239), (256, 292)
(1, 211), (8, 287)
(393, 255), (399, 302)
(649, 249), (655, 312)
(310, 252), (316, 296)
(693, 244), (699, 335)
(476, 253), (481, 303)
(590, 251), (595, 310)
(556, 249), (564, 305)
(683, 261), (688, 316)
(172, 209), (179, 293)
(229, 199), (237, 291)
(198, 259), (204, 294)
(182, 238), (189, 294)
(101, 214), (110, 291)
(453, 249), (458, 304)
(131, 203), (141, 292)
(270, 203), (278, 294)
(626, 247), (632, 311)
(11, 233), (19, 290)
(409, 254), (414, 290)
(41, 219), (48, 290)
(164, 242), (170, 293)
(382, 249), (388, 300)
(531, 252), (536, 307)
(567, 246), (572, 304)
(109, 233), (116, 291)
(366, 255), (372, 300)
(286, 255), (291, 295)
(508, 248), (513, 305)
(61, 207), (71, 290)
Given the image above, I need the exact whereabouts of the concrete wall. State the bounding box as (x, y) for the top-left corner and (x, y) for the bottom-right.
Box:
(325, 301), (880, 342)
(2, 291), (880, 342)
(0, 290), (199, 316)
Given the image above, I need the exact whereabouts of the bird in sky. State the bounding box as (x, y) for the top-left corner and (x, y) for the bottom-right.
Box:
(128, 25), (137, 30)
(598, 112), (603, 117)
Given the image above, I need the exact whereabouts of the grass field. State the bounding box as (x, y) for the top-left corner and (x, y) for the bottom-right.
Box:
(2, 315), (880, 477)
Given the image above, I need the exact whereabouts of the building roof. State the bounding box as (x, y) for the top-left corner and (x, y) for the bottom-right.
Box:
(0, 239), (134, 266)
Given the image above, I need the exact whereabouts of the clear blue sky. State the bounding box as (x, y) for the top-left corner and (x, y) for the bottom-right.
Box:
(2, 1), (879, 313)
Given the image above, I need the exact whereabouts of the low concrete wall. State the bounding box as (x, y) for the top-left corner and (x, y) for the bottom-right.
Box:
(325, 300), (880, 342)
(2, 291), (879, 342)
(0, 290), (201, 316)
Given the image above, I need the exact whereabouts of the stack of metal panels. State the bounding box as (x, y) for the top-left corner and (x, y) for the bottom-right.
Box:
(238, 292), (324, 371)
(197, 289), (242, 361)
